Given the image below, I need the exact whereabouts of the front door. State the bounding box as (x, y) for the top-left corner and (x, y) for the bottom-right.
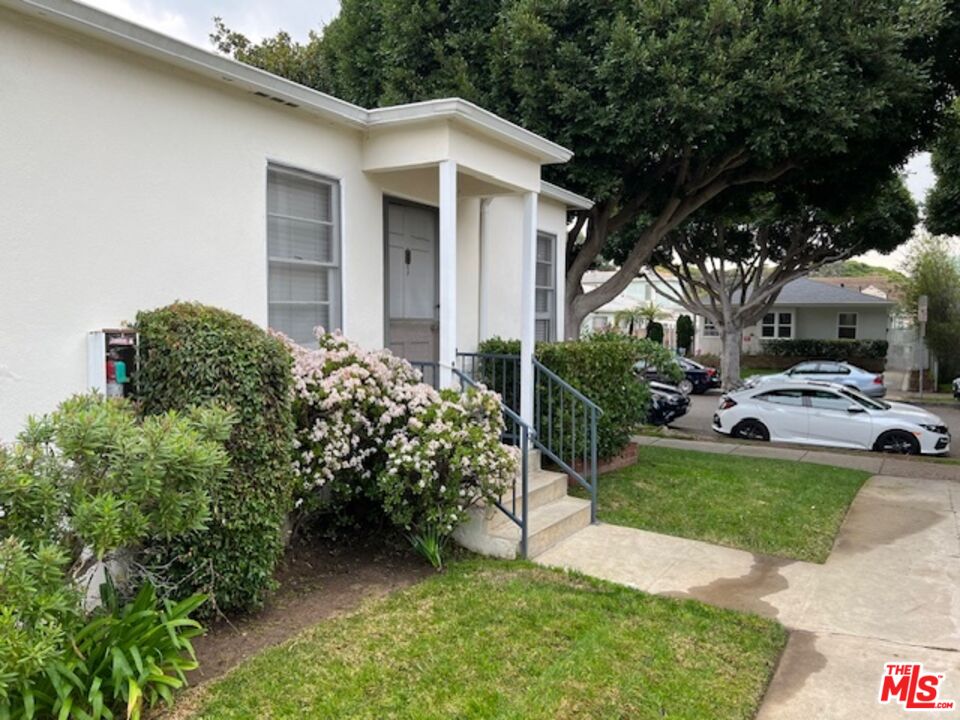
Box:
(385, 200), (438, 363)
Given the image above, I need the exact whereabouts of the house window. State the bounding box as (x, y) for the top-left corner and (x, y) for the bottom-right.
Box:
(535, 231), (556, 341)
(703, 318), (720, 337)
(761, 312), (793, 339)
(267, 165), (341, 346)
(838, 312), (858, 340)
(591, 316), (610, 332)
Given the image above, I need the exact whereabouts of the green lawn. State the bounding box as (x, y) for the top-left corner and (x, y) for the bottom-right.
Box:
(183, 561), (786, 720)
(577, 446), (869, 562)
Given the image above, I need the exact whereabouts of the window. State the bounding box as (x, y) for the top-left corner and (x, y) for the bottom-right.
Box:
(838, 312), (858, 340)
(788, 362), (820, 375)
(757, 389), (804, 407)
(703, 318), (720, 337)
(267, 165), (341, 346)
(535, 231), (557, 341)
(761, 312), (793, 339)
(804, 390), (849, 412)
(591, 316), (610, 332)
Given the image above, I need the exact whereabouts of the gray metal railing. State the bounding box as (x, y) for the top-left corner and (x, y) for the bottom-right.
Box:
(456, 352), (602, 525)
(409, 360), (440, 389)
(452, 367), (532, 558)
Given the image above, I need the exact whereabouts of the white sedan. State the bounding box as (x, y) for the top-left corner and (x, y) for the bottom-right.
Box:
(712, 379), (951, 455)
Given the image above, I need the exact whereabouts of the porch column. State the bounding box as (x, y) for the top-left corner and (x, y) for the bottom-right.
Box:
(438, 160), (458, 388)
(520, 190), (538, 425)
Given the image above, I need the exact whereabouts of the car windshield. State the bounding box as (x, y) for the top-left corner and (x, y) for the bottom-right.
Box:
(839, 387), (888, 410)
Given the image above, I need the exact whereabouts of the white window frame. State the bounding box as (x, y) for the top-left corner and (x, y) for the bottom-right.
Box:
(837, 312), (858, 340)
(761, 310), (794, 339)
(535, 230), (557, 342)
(702, 317), (720, 337)
(266, 163), (342, 345)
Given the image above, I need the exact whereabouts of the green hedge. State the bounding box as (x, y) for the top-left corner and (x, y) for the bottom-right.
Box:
(760, 339), (888, 360)
(134, 303), (295, 614)
(477, 334), (674, 459)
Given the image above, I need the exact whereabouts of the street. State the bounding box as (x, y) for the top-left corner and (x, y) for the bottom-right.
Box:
(668, 391), (960, 458)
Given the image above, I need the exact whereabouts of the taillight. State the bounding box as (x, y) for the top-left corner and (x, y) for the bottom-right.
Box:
(719, 397), (737, 410)
(873, 374), (884, 385)
(707, 368), (717, 377)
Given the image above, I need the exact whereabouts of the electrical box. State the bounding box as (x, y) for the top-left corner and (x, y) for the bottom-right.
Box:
(87, 329), (138, 398)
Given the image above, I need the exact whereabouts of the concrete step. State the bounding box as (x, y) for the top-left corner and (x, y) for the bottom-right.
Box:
(490, 496), (592, 558)
(490, 469), (568, 527)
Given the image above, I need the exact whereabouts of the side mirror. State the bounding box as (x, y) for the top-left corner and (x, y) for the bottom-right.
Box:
(847, 405), (866, 414)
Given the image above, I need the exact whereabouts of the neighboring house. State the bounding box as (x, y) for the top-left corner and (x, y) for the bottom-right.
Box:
(695, 277), (894, 355)
(808, 275), (902, 302)
(580, 270), (688, 346)
(0, 0), (592, 440)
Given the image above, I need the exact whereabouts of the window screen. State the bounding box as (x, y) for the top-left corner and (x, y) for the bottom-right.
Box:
(267, 165), (341, 346)
(535, 231), (557, 341)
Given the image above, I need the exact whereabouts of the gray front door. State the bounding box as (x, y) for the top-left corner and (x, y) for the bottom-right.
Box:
(386, 200), (438, 362)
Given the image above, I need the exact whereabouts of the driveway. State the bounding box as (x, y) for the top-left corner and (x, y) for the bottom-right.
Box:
(668, 391), (960, 458)
(538, 461), (960, 717)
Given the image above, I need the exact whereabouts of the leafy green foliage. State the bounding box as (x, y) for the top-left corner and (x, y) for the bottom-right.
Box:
(900, 234), (960, 378)
(3, 579), (205, 720)
(811, 260), (906, 283)
(135, 303), (296, 614)
(676, 315), (694, 354)
(760, 339), (890, 361)
(926, 101), (960, 237)
(645, 321), (664, 345)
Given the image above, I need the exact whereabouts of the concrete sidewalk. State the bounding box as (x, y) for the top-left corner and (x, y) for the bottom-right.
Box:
(633, 434), (960, 482)
(537, 470), (960, 718)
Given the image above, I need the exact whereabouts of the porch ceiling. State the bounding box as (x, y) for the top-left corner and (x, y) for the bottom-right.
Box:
(370, 165), (524, 207)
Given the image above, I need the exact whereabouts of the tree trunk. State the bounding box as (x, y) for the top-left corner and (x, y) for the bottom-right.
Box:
(720, 324), (743, 391)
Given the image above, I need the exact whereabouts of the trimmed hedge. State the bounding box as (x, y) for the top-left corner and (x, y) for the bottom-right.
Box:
(760, 339), (888, 360)
(134, 303), (295, 614)
(477, 334), (675, 459)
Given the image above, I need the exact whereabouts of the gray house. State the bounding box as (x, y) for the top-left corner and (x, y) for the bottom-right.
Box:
(695, 277), (894, 355)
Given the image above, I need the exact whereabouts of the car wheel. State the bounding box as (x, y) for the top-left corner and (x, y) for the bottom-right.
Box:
(678, 379), (694, 395)
(731, 419), (770, 442)
(873, 430), (920, 455)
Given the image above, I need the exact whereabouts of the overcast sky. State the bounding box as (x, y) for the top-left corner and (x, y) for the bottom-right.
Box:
(84, 0), (939, 271)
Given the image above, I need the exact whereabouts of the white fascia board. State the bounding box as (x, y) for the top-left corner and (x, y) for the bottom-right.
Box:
(2, 0), (368, 127)
(367, 98), (573, 164)
(540, 181), (593, 210)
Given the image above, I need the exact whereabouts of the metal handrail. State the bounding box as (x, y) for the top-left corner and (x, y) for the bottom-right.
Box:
(452, 367), (533, 558)
(532, 358), (603, 414)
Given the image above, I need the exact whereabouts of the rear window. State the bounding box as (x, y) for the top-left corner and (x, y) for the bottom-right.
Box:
(756, 389), (804, 407)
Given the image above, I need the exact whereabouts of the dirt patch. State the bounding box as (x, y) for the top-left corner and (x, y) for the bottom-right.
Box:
(187, 536), (433, 685)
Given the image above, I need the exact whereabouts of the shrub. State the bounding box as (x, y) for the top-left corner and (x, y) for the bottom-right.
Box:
(281, 331), (515, 566)
(477, 334), (677, 459)
(646, 320), (665, 344)
(0, 394), (224, 719)
(760, 338), (889, 360)
(677, 315), (694, 354)
(692, 352), (721, 369)
(134, 303), (295, 614)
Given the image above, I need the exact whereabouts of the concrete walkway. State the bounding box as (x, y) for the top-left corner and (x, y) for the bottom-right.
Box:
(537, 459), (960, 717)
(633, 434), (960, 482)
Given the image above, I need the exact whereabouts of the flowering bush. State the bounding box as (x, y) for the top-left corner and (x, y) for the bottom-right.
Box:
(279, 330), (516, 560)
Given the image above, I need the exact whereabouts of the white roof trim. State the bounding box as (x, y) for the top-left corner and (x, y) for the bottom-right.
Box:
(540, 181), (593, 210)
(2, 0), (573, 163)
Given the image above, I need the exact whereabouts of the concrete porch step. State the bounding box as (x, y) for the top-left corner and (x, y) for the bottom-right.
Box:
(491, 469), (568, 527)
(490, 495), (592, 558)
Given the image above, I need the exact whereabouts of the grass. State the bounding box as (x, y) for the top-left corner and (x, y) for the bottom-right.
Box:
(575, 446), (869, 563)
(182, 560), (786, 720)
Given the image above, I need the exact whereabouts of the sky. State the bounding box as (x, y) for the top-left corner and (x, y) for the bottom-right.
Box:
(84, 0), (940, 272)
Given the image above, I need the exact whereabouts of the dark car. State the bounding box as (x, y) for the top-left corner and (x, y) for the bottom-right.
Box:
(646, 381), (691, 426)
(954, 377), (960, 400)
(637, 357), (721, 395)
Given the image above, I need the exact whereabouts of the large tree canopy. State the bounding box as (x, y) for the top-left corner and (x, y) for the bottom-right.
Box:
(214, 1), (959, 337)
(925, 100), (960, 235)
(645, 177), (917, 385)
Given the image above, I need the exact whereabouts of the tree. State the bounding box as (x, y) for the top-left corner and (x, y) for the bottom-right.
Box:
(676, 315), (694, 355)
(213, 1), (958, 338)
(645, 178), (917, 387)
(926, 101), (960, 236)
(901, 233), (960, 379)
(611, 305), (645, 336)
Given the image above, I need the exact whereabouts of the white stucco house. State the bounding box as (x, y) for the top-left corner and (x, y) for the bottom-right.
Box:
(695, 277), (894, 355)
(580, 270), (689, 347)
(0, 0), (593, 441)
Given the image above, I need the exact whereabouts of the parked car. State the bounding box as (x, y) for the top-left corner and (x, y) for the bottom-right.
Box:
(745, 361), (886, 398)
(712, 379), (950, 455)
(637, 357), (721, 395)
(646, 381), (690, 427)
(954, 377), (960, 400)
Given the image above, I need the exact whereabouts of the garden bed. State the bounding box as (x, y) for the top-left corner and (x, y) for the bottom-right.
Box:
(169, 560), (786, 720)
(574, 446), (869, 562)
